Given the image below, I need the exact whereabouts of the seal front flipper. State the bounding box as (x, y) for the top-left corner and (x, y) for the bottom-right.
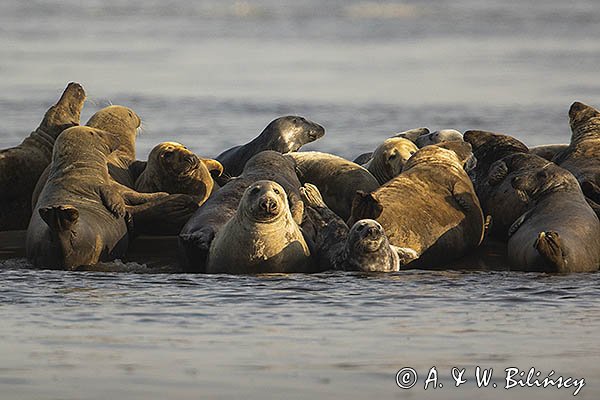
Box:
(100, 186), (126, 218)
(487, 160), (509, 186)
(391, 245), (419, 268)
(508, 209), (532, 238)
(534, 231), (566, 272)
(451, 181), (475, 212)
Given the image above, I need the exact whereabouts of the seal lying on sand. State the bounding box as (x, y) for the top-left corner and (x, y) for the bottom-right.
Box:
(135, 141), (223, 204)
(415, 129), (463, 148)
(285, 151), (379, 221)
(348, 142), (485, 267)
(26, 126), (168, 269)
(179, 150), (305, 272)
(206, 181), (314, 274)
(301, 183), (417, 271)
(216, 116), (325, 182)
(352, 127), (428, 165)
(507, 156), (600, 273)
(464, 129), (530, 239)
(363, 138), (418, 184)
(553, 102), (600, 216)
(0, 83), (85, 230)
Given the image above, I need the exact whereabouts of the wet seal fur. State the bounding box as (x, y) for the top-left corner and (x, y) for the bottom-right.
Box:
(507, 154), (600, 272)
(464, 129), (530, 239)
(216, 116), (325, 183)
(135, 141), (223, 204)
(26, 126), (169, 269)
(348, 142), (485, 267)
(179, 150), (305, 272)
(301, 183), (417, 271)
(286, 151), (379, 221)
(206, 181), (314, 274)
(0, 83), (85, 230)
(553, 102), (600, 217)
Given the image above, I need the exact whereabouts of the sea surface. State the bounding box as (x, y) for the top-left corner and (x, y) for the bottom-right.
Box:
(1, 0), (599, 399)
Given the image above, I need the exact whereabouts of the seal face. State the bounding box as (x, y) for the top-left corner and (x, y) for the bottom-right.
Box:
(506, 157), (600, 273)
(364, 138), (418, 184)
(348, 142), (484, 267)
(300, 183), (417, 272)
(286, 151), (379, 221)
(216, 115), (325, 181)
(135, 141), (223, 204)
(206, 181), (312, 274)
(553, 102), (600, 216)
(415, 129), (463, 148)
(0, 82), (85, 230)
(179, 150), (305, 272)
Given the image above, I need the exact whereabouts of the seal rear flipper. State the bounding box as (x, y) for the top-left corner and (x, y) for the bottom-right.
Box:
(487, 160), (508, 186)
(393, 127), (429, 143)
(508, 209), (532, 238)
(534, 231), (566, 272)
(38, 82), (86, 137)
(39, 205), (79, 232)
(300, 183), (327, 208)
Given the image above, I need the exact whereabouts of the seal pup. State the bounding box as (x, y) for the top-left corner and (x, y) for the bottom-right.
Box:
(26, 126), (169, 269)
(553, 102), (600, 215)
(363, 138), (418, 184)
(285, 151), (379, 221)
(464, 129), (530, 239)
(0, 82), (85, 230)
(301, 183), (417, 272)
(353, 127), (428, 165)
(179, 150), (305, 272)
(216, 116), (325, 183)
(206, 181), (314, 274)
(507, 157), (600, 273)
(135, 141), (223, 204)
(415, 129), (463, 148)
(529, 144), (568, 161)
(348, 142), (485, 267)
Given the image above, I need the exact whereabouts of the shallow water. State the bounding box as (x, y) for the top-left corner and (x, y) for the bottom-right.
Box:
(1, 0), (600, 398)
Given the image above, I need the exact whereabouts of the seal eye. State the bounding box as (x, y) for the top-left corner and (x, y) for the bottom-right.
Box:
(356, 224), (365, 232)
(163, 151), (174, 160)
(273, 188), (280, 195)
(410, 151), (415, 155)
(250, 187), (260, 195)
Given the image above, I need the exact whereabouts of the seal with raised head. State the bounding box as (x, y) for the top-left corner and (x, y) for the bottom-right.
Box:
(300, 183), (417, 272)
(363, 138), (418, 184)
(352, 127), (428, 165)
(26, 126), (169, 269)
(135, 141), (223, 203)
(507, 156), (600, 273)
(179, 150), (305, 272)
(553, 102), (600, 215)
(414, 129), (463, 148)
(285, 151), (379, 221)
(464, 129), (531, 239)
(348, 142), (485, 267)
(206, 180), (314, 274)
(0, 82), (85, 230)
(216, 115), (325, 182)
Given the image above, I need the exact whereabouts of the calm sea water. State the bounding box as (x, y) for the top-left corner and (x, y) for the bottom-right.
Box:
(1, 1), (599, 399)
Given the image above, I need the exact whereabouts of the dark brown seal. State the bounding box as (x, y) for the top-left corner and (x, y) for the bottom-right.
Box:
(507, 155), (600, 273)
(0, 83), (85, 230)
(216, 116), (325, 183)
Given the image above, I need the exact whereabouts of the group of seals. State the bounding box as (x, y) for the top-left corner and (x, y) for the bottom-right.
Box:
(3, 82), (600, 274)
